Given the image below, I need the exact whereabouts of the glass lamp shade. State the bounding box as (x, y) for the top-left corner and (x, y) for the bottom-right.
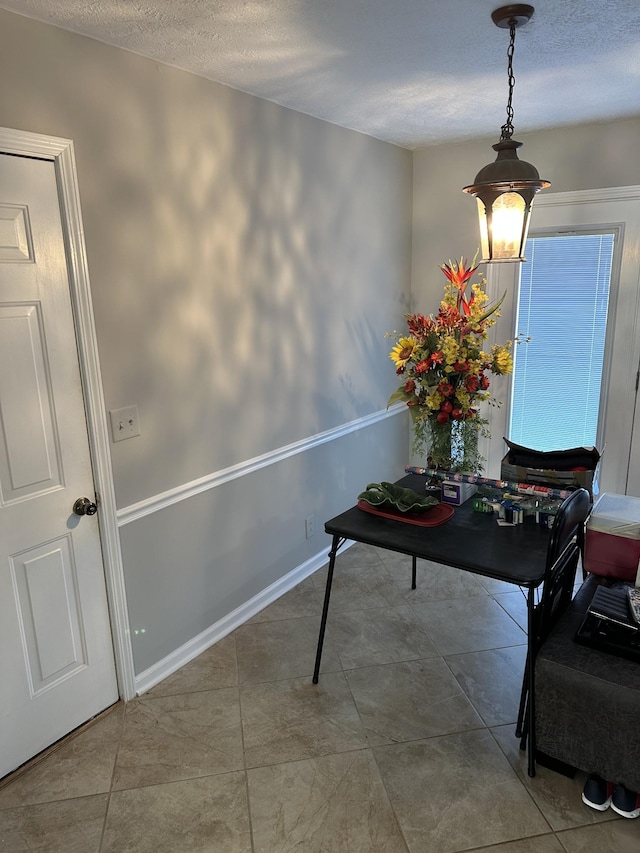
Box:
(463, 138), (550, 262)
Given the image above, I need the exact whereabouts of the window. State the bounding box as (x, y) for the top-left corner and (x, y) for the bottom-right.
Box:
(509, 233), (615, 450)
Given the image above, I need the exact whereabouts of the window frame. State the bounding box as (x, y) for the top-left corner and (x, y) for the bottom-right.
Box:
(507, 226), (621, 453)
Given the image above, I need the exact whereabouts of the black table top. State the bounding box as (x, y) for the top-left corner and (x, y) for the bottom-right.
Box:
(325, 474), (551, 587)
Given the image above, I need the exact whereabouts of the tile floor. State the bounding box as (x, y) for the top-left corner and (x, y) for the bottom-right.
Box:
(1, 543), (638, 852)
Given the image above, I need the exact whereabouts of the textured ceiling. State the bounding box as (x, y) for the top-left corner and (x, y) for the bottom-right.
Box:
(2, 0), (640, 149)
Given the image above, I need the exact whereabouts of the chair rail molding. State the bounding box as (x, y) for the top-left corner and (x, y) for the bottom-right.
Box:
(117, 403), (406, 526)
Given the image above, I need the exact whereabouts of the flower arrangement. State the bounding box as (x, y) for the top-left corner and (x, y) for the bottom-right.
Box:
(387, 255), (514, 473)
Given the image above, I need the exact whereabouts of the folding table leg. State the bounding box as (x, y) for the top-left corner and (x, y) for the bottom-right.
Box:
(515, 654), (529, 739)
(526, 585), (537, 777)
(312, 534), (345, 684)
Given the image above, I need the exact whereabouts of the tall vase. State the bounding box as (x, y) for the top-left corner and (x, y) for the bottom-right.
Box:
(426, 417), (484, 474)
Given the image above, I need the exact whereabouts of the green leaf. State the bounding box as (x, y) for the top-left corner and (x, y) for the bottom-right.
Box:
(387, 387), (410, 408)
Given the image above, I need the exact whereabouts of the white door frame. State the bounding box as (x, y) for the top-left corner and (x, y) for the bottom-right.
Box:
(484, 185), (640, 493)
(0, 126), (136, 701)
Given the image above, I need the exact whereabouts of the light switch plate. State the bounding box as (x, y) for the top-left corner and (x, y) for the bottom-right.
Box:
(109, 405), (141, 442)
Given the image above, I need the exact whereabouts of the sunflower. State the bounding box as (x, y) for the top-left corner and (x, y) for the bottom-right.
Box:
(491, 343), (513, 375)
(389, 336), (417, 368)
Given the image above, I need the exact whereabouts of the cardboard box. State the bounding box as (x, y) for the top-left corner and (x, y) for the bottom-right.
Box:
(500, 439), (601, 496)
(500, 458), (596, 495)
(441, 480), (477, 506)
(585, 492), (640, 582)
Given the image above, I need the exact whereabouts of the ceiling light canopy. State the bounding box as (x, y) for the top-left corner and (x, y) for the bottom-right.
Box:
(463, 4), (550, 263)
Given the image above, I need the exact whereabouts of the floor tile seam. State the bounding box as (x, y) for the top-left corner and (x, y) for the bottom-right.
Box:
(341, 653), (451, 677)
(243, 743), (414, 853)
(0, 702), (124, 798)
(400, 592), (496, 609)
(327, 601), (417, 615)
(108, 765), (248, 796)
(365, 738), (444, 853)
(134, 684), (245, 714)
(0, 789), (110, 814)
(419, 634), (529, 659)
(322, 560), (387, 576)
(404, 595), (514, 629)
(441, 642), (528, 664)
(239, 754), (257, 853)
(370, 725), (522, 762)
(341, 659), (384, 754)
(106, 704), (128, 800)
(144, 679), (241, 699)
(98, 769), (254, 853)
(369, 719), (492, 750)
(456, 830), (564, 852)
(243, 744), (372, 773)
(407, 591), (497, 608)
(244, 612), (323, 626)
(329, 597), (433, 612)
(238, 667), (344, 689)
(491, 595), (530, 632)
(335, 651), (443, 671)
(485, 725), (556, 835)
(438, 655), (512, 729)
(236, 680), (250, 774)
(97, 790), (112, 853)
(553, 811), (626, 843)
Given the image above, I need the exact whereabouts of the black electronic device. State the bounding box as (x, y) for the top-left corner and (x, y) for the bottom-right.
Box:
(575, 585), (640, 663)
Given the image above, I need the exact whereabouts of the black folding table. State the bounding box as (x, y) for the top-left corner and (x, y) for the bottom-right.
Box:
(313, 473), (552, 776)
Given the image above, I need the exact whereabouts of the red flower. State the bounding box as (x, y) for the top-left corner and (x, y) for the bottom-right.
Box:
(440, 257), (478, 316)
(441, 257), (477, 288)
(415, 360), (430, 374)
(437, 305), (460, 327)
(438, 382), (454, 397)
(405, 313), (435, 337)
(405, 379), (416, 394)
(453, 361), (470, 374)
(429, 351), (444, 366)
(479, 374), (490, 390)
(465, 375), (479, 392)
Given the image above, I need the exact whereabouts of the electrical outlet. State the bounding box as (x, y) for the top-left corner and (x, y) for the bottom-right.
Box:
(305, 514), (315, 539)
(109, 405), (141, 442)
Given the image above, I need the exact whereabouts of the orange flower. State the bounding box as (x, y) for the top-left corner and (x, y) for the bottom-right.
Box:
(441, 257), (478, 316)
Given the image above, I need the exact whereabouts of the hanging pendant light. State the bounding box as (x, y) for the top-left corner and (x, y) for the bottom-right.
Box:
(463, 4), (550, 263)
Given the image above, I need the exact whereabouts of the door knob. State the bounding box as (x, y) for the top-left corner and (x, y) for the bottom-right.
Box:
(73, 497), (97, 516)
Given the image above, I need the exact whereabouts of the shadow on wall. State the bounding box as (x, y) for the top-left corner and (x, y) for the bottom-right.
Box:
(55, 48), (414, 506)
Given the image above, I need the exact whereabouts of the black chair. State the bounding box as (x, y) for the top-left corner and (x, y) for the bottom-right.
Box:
(515, 487), (592, 773)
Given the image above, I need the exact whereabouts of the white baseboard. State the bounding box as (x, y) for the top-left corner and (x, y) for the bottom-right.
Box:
(133, 541), (353, 696)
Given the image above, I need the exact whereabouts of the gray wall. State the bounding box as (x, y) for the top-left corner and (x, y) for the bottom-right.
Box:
(4, 6), (639, 678)
(0, 10), (412, 674)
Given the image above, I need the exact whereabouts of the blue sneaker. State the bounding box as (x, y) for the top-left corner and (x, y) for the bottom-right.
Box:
(611, 784), (640, 819)
(582, 774), (613, 811)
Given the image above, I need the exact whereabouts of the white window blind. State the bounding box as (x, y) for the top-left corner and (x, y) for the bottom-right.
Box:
(509, 233), (615, 451)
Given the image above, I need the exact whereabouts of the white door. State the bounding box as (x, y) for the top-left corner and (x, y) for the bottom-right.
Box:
(0, 153), (118, 778)
(483, 186), (640, 495)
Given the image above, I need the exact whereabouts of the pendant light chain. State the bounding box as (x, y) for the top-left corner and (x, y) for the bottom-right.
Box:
(500, 21), (517, 141)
